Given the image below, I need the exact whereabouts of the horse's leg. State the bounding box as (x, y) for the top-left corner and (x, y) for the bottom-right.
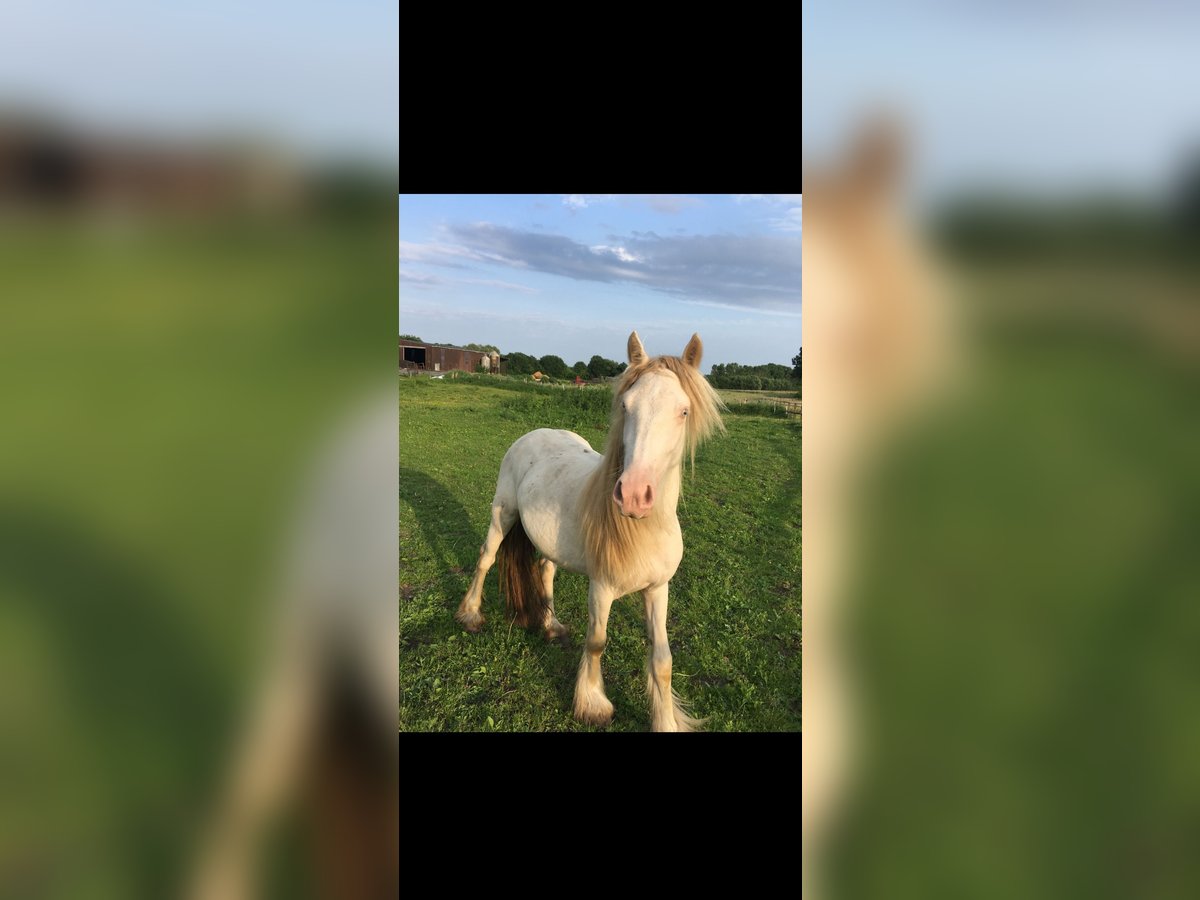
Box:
(644, 582), (703, 732)
(539, 559), (568, 642)
(455, 502), (515, 632)
(573, 581), (616, 726)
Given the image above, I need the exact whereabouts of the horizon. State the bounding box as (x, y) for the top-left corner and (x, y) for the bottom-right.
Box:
(396, 332), (797, 370)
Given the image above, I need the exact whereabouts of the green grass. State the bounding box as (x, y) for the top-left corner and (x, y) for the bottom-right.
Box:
(399, 376), (801, 731)
(0, 215), (389, 896)
(720, 388), (801, 401)
(825, 266), (1200, 898)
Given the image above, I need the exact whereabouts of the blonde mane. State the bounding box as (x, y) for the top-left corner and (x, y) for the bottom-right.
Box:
(580, 355), (726, 584)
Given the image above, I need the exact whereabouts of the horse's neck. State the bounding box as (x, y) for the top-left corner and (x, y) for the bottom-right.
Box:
(657, 461), (683, 518)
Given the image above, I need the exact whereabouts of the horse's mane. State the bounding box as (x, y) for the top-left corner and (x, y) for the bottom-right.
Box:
(580, 355), (725, 584)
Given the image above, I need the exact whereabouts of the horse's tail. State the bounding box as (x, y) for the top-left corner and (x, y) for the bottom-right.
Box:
(498, 518), (548, 629)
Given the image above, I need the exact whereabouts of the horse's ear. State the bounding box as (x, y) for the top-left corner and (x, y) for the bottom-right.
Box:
(682, 333), (703, 369)
(627, 331), (647, 366)
(847, 112), (905, 199)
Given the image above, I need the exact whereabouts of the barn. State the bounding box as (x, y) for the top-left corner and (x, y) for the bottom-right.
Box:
(399, 339), (501, 374)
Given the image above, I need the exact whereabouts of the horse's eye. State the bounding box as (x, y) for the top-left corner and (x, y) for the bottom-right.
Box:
(682, 409), (689, 418)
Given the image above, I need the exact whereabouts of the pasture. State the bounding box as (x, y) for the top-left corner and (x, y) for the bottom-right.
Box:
(399, 375), (801, 731)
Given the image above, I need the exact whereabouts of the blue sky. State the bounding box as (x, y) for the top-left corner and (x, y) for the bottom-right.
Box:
(804, 2), (1200, 206)
(398, 194), (802, 369)
(0, 0), (397, 163)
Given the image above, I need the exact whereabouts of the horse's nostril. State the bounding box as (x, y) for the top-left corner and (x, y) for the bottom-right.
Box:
(644, 485), (653, 505)
(614, 481), (623, 502)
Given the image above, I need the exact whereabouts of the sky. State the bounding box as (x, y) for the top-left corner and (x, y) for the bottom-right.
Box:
(0, 0), (397, 164)
(398, 194), (802, 369)
(803, 2), (1200, 207)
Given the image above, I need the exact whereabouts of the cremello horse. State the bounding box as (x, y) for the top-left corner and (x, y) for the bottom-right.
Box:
(803, 116), (954, 898)
(456, 331), (724, 731)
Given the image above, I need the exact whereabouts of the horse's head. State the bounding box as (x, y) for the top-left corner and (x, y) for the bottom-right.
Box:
(612, 331), (709, 519)
(804, 113), (954, 471)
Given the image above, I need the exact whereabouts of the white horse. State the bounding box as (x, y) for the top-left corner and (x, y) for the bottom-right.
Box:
(803, 116), (954, 899)
(455, 331), (725, 732)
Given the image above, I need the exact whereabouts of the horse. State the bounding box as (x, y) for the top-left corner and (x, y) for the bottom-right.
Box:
(802, 115), (955, 899)
(455, 331), (725, 732)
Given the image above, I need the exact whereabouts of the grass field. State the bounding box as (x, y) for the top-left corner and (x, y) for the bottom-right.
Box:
(1, 215), (389, 895)
(399, 375), (801, 732)
(720, 388), (801, 402)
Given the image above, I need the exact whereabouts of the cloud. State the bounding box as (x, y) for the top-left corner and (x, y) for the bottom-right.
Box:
(637, 195), (703, 213)
(589, 244), (643, 263)
(770, 204), (803, 232)
(398, 239), (473, 268)
(734, 193), (803, 232)
(399, 266), (537, 294)
(425, 223), (800, 313)
(399, 269), (441, 287)
(456, 277), (539, 294)
(734, 193), (803, 204)
(558, 194), (703, 214)
(562, 194), (603, 210)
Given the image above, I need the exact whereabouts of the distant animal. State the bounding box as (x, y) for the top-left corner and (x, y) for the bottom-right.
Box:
(456, 331), (725, 731)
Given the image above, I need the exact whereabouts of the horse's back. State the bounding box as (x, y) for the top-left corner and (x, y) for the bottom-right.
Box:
(499, 428), (595, 477)
(510, 427), (593, 455)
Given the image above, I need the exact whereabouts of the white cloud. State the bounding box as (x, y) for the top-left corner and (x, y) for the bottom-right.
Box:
(734, 193), (803, 204)
(456, 277), (539, 294)
(590, 244), (643, 263)
(560, 194), (701, 214)
(770, 205), (803, 232)
(398, 239), (478, 266)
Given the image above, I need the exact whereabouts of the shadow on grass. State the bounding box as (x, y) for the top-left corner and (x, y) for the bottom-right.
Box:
(398, 466), (603, 730)
(399, 466), (479, 579)
(0, 498), (225, 897)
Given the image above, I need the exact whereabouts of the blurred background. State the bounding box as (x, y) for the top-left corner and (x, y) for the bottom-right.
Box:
(0, 2), (396, 897)
(804, 3), (1200, 899)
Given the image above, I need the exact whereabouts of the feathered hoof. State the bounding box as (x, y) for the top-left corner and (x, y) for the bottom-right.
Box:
(573, 693), (615, 728)
(543, 621), (570, 644)
(456, 609), (485, 633)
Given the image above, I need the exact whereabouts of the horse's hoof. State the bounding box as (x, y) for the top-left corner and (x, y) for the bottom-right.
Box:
(576, 709), (614, 728)
(573, 696), (615, 727)
(456, 611), (484, 633)
(544, 623), (570, 644)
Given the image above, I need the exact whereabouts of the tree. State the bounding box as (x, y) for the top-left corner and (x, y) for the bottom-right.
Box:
(792, 348), (802, 381)
(537, 355), (572, 380)
(586, 355), (621, 379)
(465, 343), (500, 353)
(399, 334), (423, 342)
(707, 360), (796, 390)
(506, 352), (539, 376)
(572, 361), (588, 378)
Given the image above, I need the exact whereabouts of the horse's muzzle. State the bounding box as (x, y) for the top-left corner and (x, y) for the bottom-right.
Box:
(613, 476), (654, 518)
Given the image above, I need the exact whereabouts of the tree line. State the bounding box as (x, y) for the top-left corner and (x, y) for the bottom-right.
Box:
(708, 354), (800, 391)
(503, 353), (628, 380)
(401, 335), (802, 389)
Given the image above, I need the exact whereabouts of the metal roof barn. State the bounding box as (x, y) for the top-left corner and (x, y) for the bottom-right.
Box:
(398, 341), (501, 374)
